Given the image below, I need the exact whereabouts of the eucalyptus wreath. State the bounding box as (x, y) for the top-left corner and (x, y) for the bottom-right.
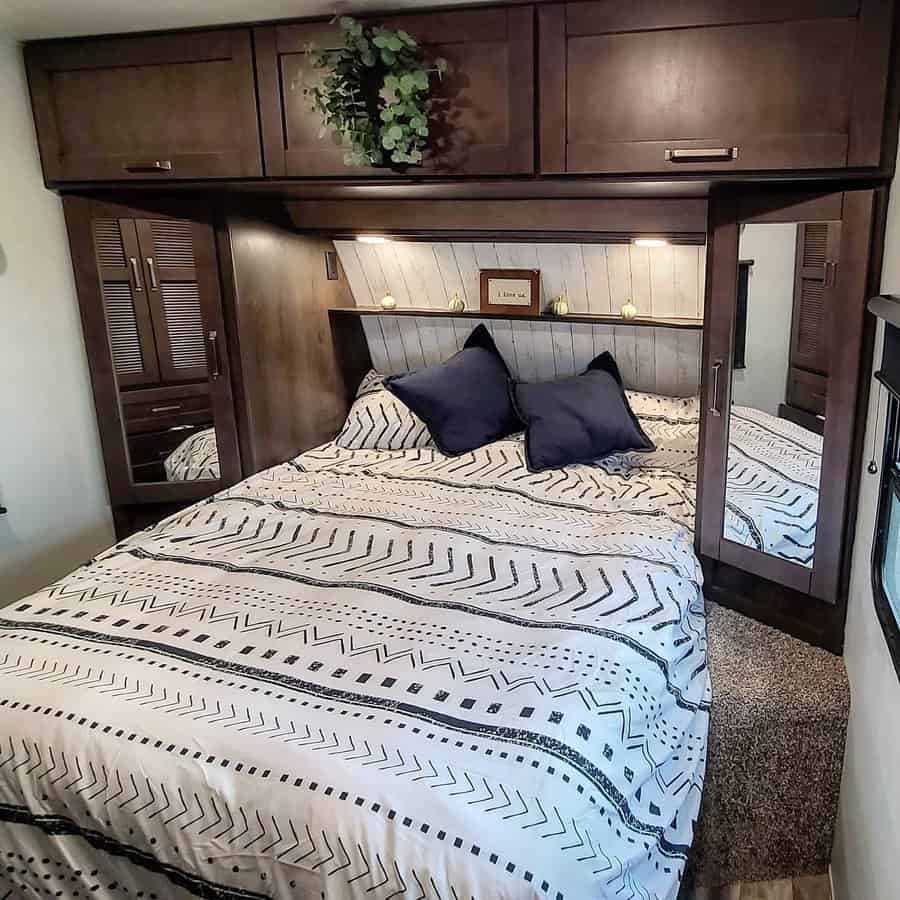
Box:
(304, 16), (447, 168)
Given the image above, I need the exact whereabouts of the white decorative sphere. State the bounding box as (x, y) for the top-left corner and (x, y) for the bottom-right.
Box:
(380, 292), (397, 310)
(448, 293), (465, 313)
(620, 301), (637, 320)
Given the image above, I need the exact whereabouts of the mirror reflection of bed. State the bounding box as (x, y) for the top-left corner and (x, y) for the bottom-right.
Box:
(723, 222), (832, 567)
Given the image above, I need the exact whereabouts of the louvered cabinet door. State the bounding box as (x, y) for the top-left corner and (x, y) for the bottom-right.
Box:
(134, 218), (211, 383)
(790, 222), (842, 377)
(92, 218), (160, 387)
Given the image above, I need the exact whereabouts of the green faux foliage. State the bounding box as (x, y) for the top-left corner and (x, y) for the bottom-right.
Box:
(304, 16), (447, 168)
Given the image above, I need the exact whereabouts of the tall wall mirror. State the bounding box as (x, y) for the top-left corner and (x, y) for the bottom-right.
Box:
(699, 189), (875, 638)
(64, 197), (241, 506)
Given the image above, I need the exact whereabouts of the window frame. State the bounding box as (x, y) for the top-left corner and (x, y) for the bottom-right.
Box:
(872, 383), (900, 682)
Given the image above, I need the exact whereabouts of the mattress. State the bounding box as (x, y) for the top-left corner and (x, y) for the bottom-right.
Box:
(723, 405), (823, 566)
(0, 430), (709, 899)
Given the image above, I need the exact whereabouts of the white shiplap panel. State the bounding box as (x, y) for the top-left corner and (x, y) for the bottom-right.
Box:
(379, 315), (408, 374)
(378, 244), (413, 307)
(414, 315), (443, 366)
(490, 318), (516, 372)
(472, 243), (501, 271)
(673, 245), (701, 319)
(613, 326), (639, 389)
(494, 242), (540, 272)
(432, 243), (467, 310)
(431, 316), (460, 363)
(333, 241), (374, 306)
(570, 322), (595, 373)
(629, 245), (652, 316)
(653, 327), (679, 395)
(582, 245), (612, 315)
(550, 320), (576, 377)
(510, 320), (538, 382)
(451, 243), (482, 309)
(394, 243), (431, 308)
(649, 245), (676, 318)
(535, 244), (567, 311)
(606, 245), (631, 315)
(634, 325), (657, 391)
(677, 330), (702, 396)
(416, 244), (451, 309)
(396, 316), (425, 369)
(561, 244), (590, 313)
(531, 320), (556, 382)
(355, 244), (390, 305)
(361, 316), (390, 372)
(591, 323), (617, 358)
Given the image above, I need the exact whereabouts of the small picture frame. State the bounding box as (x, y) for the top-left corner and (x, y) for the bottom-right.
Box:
(479, 269), (540, 316)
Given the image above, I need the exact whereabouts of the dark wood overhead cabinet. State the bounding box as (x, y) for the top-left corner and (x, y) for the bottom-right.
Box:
(255, 6), (535, 177)
(539, 0), (895, 175)
(26, 29), (262, 183)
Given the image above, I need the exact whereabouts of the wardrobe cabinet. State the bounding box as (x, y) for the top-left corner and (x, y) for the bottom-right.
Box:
(26, 30), (262, 183)
(255, 6), (534, 177)
(539, 0), (895, 175)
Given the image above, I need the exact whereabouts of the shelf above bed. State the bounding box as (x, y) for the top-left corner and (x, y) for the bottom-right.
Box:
(328, 307), (704, 330)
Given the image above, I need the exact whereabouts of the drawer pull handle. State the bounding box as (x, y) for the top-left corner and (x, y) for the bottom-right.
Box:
(709, 361), (723, 416)
(151, 404), (182, 414)
(665, 147), (739, 163)
(146, 257), (159, 291)
(208, 330), (221, 379)
(123, 159), (173, 173)
(128, 257), (143, 292)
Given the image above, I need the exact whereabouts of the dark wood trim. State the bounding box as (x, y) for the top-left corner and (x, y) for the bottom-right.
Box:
(737, 191), (845, 224)
(719, 539), (812, 595)
(329, 306), (703, 330)
(253, 26), (285, 178)
(812, 190), (876, 601)
(538, 4), (566, 174)
(778, 403), (825, 436)
(285, 198), (710, 235)
(479, 268), (541, 315)
(328, 311), (374, 409)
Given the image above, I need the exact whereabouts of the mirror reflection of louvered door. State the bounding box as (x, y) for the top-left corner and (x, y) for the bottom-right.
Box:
(92, 218), (160, 387)
(790, 222), (842, 376)
(134, 218), (211, 383)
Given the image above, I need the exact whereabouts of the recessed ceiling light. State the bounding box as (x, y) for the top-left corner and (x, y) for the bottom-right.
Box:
(633, 238), (669, 248)
(356, 235), (391, 244)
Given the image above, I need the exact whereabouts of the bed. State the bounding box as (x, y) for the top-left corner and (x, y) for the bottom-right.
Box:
(0, 402), (710, 900)
(722, 405), (823, 567)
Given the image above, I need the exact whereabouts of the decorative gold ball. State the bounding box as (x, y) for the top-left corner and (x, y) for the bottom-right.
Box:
(380, 292), (397, 310)
(620, 301), (637, 320)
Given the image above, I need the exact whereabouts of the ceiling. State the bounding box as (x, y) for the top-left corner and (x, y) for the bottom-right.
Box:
(0, 0), (491, 41)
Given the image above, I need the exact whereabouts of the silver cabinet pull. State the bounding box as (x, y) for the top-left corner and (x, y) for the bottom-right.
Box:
(146, 257), (159, 291)
(128, 257), (143, 292)
(123, 159), (173, 173)
(208, 330), (221, 379)
(150, 404), (182, 414)
(665, 147), (739, 163)
(709, 361), (723, 416)
(824, 260), (838, 287)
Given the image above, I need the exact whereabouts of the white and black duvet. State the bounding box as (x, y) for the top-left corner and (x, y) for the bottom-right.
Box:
(723, 406), (823, 566)
(0, 435), (709, 899)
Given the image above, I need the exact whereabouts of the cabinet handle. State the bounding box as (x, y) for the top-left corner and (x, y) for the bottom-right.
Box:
(123, 159), (173, 173)
(208, 330), (221, 379)
(146, 257), (159, 291)
(128, 257), (144, 292)
(665, 147), (739, 163)
(151, 404), (182, 414)
(709, 361), (723, 416)
(824, 260), (838, 287)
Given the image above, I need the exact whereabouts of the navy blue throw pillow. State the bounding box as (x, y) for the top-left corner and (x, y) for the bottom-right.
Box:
(384, 324), (521, 455)
(510, 351), (655, 472)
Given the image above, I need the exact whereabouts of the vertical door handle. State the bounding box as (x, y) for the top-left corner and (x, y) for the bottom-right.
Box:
(709, 361), (723, 416)
(824, 260), (838, 287)
(128, 257), (144, 292)
(208, 330), (221, 379)
(146, 257), (159, 291)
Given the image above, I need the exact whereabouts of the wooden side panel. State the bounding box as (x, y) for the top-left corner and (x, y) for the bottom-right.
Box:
(26, 29), (262, 183)
(228, 217), (357, 471)
(256, 6), (534, 177)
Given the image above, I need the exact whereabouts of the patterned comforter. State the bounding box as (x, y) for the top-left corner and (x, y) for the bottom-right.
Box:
(165, 427), (220, 482)
(723, 406), (823, 566)
(0, 432), (709, 900)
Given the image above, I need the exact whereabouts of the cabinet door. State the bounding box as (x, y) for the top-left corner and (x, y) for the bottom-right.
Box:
(256, 6), (534, 177)
(134, 218), (212, 383)
(26, 30), (262, 183)
(540, 0), (893, 175)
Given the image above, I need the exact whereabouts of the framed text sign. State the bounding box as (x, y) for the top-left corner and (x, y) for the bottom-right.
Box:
(479, 268), (540, 316)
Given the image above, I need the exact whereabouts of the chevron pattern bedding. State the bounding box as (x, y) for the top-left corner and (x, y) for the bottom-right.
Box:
(723, 405), (823, 566)
(165, 427), (220, 482)
(0, 429), (710, 899)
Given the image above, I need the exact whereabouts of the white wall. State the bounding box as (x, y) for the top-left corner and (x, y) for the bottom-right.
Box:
(732, 223), (797, 416)
(0, 35), (114, 605)
(830, 174), (900, 896)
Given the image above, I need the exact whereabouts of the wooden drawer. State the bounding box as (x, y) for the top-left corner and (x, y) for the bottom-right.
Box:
(255, 7), (534, 177)
(26, 30), (262, 183)
(787, 368), (828, 416)
(539, 0), (893, 175)
(121, 385), (212, 434)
